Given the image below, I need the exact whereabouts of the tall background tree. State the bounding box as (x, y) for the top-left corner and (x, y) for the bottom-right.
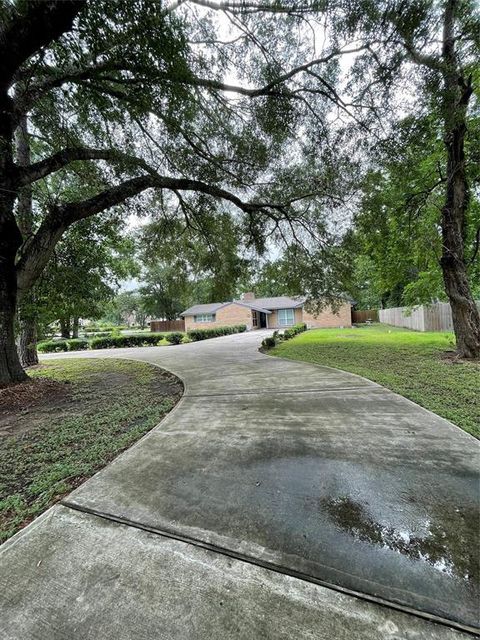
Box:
(335, 0), (480, 354)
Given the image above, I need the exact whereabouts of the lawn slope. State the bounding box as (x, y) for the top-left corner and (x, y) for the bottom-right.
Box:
(272, 324), (479, 438)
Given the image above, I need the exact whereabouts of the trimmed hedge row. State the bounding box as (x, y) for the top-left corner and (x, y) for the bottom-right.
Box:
(37, 324), (249, 353)
(283, 322), (307, 340)
(187, 324), (247, 342)
(261, 322), (307, 350)
(89, 333), (165, 349)
(83, 325), (128, 333)
(37, 338), (89, 353)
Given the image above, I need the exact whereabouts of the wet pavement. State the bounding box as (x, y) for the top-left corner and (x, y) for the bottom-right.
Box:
(1, 330), (479, 638)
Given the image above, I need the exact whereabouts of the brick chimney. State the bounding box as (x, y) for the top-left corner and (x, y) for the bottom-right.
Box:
(241, 291), (255, 301)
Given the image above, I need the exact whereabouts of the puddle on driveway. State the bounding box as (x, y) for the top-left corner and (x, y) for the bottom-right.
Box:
(322, 496), (477, 584)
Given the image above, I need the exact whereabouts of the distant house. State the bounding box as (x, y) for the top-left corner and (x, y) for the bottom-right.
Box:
(180, 292), (352, 331)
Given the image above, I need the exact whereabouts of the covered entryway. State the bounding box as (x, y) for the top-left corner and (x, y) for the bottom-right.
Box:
(251, 309), (269, 329)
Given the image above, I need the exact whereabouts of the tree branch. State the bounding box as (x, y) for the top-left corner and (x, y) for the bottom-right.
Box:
(15, 170), (288, 296)
(0, 0), (85, 92)
(13, 43), (371, 122)
(15, 147), (130, 186)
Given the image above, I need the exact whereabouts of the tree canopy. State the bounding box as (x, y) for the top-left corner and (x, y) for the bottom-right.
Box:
(0, 0), (479, 384)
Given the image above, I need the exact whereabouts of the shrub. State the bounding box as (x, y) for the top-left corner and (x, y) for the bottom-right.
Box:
(83, 325), (127, 334)
(37, 340), (69, 353)
(166, 332), (183, 345)
(67, 338), (89, 351)
(262, 336), (276, 349)
(89, 333), (164, 349)
(293, 322), (307, 334)
(187, 324), (246, 342)
(282, 323), (307, 340)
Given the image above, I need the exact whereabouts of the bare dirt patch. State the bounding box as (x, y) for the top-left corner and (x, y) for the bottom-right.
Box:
(0, 377), (70, 437)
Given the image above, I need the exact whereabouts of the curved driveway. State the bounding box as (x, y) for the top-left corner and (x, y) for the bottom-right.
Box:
(1, 330), (479, 639)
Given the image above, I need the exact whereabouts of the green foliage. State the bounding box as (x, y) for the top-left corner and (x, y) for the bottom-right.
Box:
(246, 243), (352, 305)
(101, 292), (148, 328)
(37, 340), (69, 353)
(138, 212), (252, 315)
(262, 336), (277, 349)
(82, 331), (112, 337)
(32, 214), (138, 334)
(37, 338), (89, 353)
(89, 333), (165, 349)
(165, 332), (184, 345)
(283, 322), (307, 340)
(262, 322), (306, 348)
(187, 325), (246, 341)
(83, 325), (128, 333)
(67, 339), (89, 351)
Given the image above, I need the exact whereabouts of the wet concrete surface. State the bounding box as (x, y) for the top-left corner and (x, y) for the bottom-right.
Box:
(0, 505), (466, 640)
(1, 330), (479, 636)
(64, 387), (480, 629)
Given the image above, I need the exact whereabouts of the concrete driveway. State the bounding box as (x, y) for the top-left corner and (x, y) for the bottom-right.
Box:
(1, 330), (478, 639)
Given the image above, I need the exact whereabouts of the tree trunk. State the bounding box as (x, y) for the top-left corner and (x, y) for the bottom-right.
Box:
(72, 316), (79, 338)
(440, 0), (480, 358)
(60, 318), (71, 339)
(15, 114), (39, 368)
(0, 260), (28, 385)
(0, 1), (84, 385)
(17, 314), (39, 368)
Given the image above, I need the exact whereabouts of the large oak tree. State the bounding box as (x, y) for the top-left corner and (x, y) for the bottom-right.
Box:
(0, 0), (356, 384)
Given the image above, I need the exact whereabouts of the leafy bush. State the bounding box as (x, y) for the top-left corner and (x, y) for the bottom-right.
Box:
(261, 323), (307, 350)
(283, 322), (307, 340)
(67, 339), (89, 351)
(90, 333), (164, 349)
(37, 340), (69, 353)
(187, 324), (247, 341)
(166, 332), (184, 345)
(262, 336), (276, 349)
(83, 325), (127, 334)
(83, 331), (111, 338)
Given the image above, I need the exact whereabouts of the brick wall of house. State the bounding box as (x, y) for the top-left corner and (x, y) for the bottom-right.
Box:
(302, 302), (352, 328)
(267, 307), (303, 328)
(184, 303), (253, 331)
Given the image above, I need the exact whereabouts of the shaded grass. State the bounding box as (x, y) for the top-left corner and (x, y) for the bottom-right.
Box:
(0, 358), (182, 542)
(272, 324), (479, 438)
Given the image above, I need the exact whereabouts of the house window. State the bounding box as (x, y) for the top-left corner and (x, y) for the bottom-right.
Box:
(194, 313), (215, 322)
(252, 311), (258, 327)
(278, 308), (294, 326)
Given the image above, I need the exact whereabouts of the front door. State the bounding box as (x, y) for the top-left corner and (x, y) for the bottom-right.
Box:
(259, 312), (267, 328)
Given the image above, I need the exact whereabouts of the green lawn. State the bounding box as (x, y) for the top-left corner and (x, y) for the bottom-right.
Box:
(0, 359), (182, 542)
(271, 324), (479, 438)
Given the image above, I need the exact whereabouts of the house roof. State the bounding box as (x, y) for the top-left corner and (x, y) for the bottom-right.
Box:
(180, 302), (228, 316)
(244, 296), (305, 310)
(180, 300), (273, 316)
(180, 296), (305, 317)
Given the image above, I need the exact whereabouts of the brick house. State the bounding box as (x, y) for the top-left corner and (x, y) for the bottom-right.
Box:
(180, 292), (352, 331)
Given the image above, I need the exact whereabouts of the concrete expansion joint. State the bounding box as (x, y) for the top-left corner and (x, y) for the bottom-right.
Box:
(59, 500), (479, 638)
(183, 386), (380, 399)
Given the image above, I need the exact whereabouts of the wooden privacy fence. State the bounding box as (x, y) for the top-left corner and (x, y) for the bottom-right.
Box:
(352, 309), (379, 323)
(149, 319), (185, 332)
(379, 301), (480, 332)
